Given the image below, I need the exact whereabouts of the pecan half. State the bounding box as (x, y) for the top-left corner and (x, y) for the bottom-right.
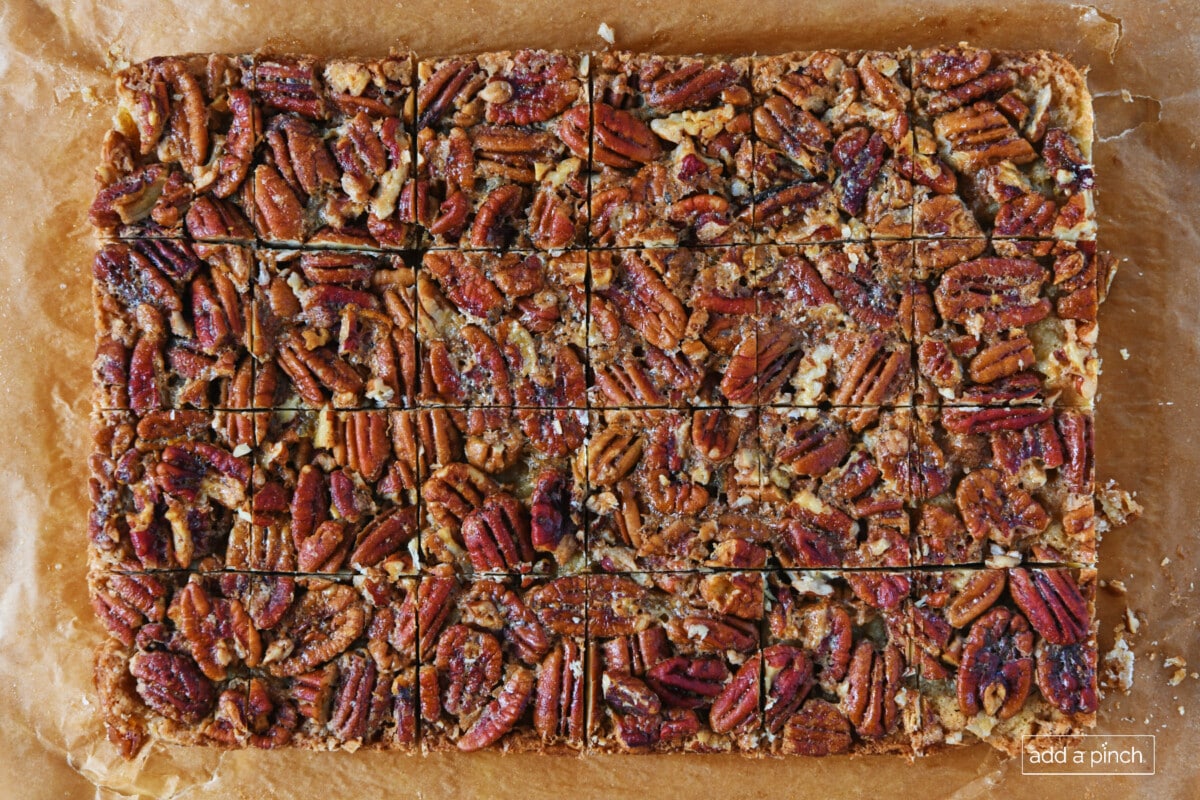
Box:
(130, 651), (216, 724)
(781, 699), (853, 756)
(590, 103), (663, 168)
(268, 583), (366, 676)
(461, 492), (534, 573)
(457, 668), (535, 751)
(957, 607), (1034, 719)
(1009, 569), (1090, 646)
(945, 571), (1006, 628)
(762, 644), (815, 735)
(645, 656), (729, 710)
(1036, 642), (1098, 714)
(841, 641), (904, 739)
(437, 624), (503, 717)
(956, 468), (1049, 547)
(935, 258), (1050, 335)
(534, 639), (585, 743)
(709, 655), (760, 734)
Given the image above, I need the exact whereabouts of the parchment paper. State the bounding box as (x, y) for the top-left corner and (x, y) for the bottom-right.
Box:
(0, 1), (1196, 797)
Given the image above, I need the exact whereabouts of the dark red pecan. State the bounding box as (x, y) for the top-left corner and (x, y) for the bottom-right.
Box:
(589, 103), (663, 168)
(90, 164), (169, 228)
(92, 573), (168, 646)
(172, 580), (262, 681)
(457, 668), (535, 751)
(436, 624), (503, 716)
(328, 653), (387, 743)
(781, 699), (853, 755)
(1009, 569), (1090, 646)
(942, 405), (1053, 435)
(945, 571), (1006, 628)
(915, 47), (990, 89)
(754, 95), (831, 162)
(778, 505), (855, 568)
(709, 655), (760, 734)
(462, 492), (534, 573)
(842, 641), (904, 739)
(762, 644), (815, 735)
(418, 574), (456, 656)
(485, 52), (578, 126)
(603, 671), (662, 717)
(417, 60), (483, 128)
(646, 62), (738, 112)
(468, 184), (525, 249)
(534, 639), (585, 743)
(645, 656), (730, 709)
(845, 573), (910, 611)
(753, 182), (830, 229)
(776, 417), (850, 478)
(925, 70), (1016, 115)
(130, 651), (216, 724)
(529, 470), (575, 556)
(958, 607), (1035, 719)
(969, 336), (1036, 384)
(1036, 642), (1099, 714)
(255, 58), (325, 117)
(423, 463), (500, 534)
(1042, 129), (1094, 193)
(210, 678), (298, 749)
(935, 258), (1050, 335)
(991, 419), (1064, 479)
(1057, 411), (1094, 493)
(833, 128), (886, 217)
(349, 506), (417, 569)
(218, 574), (296, 631)
(956, 468), (1050, 547)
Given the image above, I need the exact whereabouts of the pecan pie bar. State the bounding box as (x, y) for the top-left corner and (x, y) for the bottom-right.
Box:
(253, 248), (418, 409)
(93, 240), (254, 411)
(762, 570), (918, 755)
(591, 52), (754, 247)
(753, 240), (914, 406)
(89, 410), (254, 573)
(911, 567), (1098, 755)
(913, 238), (1101, 407)
(416, 250), (587, 408)
(760, 408), (914, 569)
(588, 247), (758, 407)
(587, 572), (764, 753)
(910, 46), (1095, 242)
(585, 408), (762, 573)
(250, 54), (419, 249)
(911, 406), (1095, 566)
(92, 572), (419, 756)
(416, 50), (588, 250)
(417, 568), (587, 751)
(419, 407), (586, 575)
(89, 54), (257, 241)
(751, 51), (914, 243)
(244, 407), (420, 576)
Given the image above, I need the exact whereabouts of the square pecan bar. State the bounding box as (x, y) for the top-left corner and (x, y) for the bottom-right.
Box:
(760, 408), (914, 569)
(416, 250), (587, 408)
(244, 408), (419, 576)
(762, 570), (917, 755)
(89, 55), (257, 241)
(910, 46), (1094, 242)
(249, 54), (419, 249)
(753, 240), (915, 406)
(92, 572), (419, 756)
(588, 247), (758, 407)
(751, 51), (914, 243)
(89, 410), (254, 572)
(913, 238), (1100, 407)
(253, 248), (417, 409)
(93, 240), (255, 411)
(911, 567), (1098, 755)
(415, 50), (588, 250)
(591, 52), (754, 247)
(585, 408), (762, 573)
(419, 407), (586, 575)
(587, 572), (764, 753)
(417, 569), (587, 752)
(911, 406), (1095, 566)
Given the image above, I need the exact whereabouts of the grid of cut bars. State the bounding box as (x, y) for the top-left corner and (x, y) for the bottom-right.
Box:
(89, 47), (1103, 759)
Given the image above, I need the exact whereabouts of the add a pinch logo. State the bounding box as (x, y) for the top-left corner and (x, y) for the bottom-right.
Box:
(1022, 735), (1155, 775)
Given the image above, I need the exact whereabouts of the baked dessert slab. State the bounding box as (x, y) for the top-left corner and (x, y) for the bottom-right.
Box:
(92, 571), (420, 757)
(417, 569), (587, 752)
(419, 407), (587, 576)
(416, 249), (587, 408)
(591, 52), (754, 247)
(252, 247), (418, 409)
(913, 238), (1100, 408)
(585, 408), (763, 573)
(910, 406), (1096, 566)
(586, 572), (765, 753)
(249, 54), (419, 249)
(416, 50), (590, 250)
(762, 569), (918, 755)
(89, 409), (255, 573)
(93, 239), (255, 412)
(751, 51), (915, 244)
(909, 46), (1095, 243)
(89, 54), (258, 242)
(760, 407), (915, 569)
(246, 407), (420, 576)
(753, 240), (915, 406)
(588, 246), (758, 408)
(910, 567), (1098, 756)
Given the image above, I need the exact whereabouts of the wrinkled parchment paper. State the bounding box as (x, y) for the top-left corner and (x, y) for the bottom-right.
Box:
(0, 0), (1196, 797)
